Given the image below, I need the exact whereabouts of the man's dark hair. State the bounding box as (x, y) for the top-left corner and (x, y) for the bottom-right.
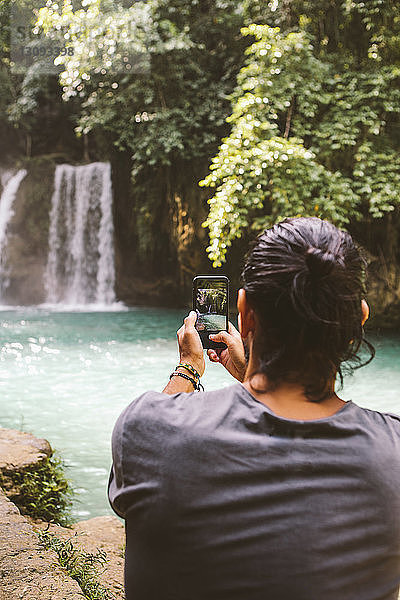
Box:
(241, 217), (375, 402)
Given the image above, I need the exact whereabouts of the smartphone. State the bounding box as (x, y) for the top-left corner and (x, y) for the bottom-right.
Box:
(192, 275), (229, 350)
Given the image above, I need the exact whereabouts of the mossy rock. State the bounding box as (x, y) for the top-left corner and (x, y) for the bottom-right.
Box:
(0, 428), (73, 525)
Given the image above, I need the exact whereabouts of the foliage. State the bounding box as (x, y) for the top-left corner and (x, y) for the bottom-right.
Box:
(36, 0), (172, 101)
(0, 0), (38, 131)
(38, 529), (116, 600)
(1, 455), (73, 525)
(200, 2), (400, 266)
(0, 1), (80, 157)
(34, 0), (247, 168)
(0, 0), (17, 138)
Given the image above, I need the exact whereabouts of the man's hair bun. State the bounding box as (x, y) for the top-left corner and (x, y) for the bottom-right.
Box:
(305, 247), (338, 278)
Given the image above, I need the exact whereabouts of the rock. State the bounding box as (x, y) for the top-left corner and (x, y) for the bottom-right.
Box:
(72, 514), (125, 549)
(34, 515), (125, 599)
(0, 428), (52, 497)
(0, 428), (52, 472)
(367, 257), (400, 328)
(0, 490), (82, 599)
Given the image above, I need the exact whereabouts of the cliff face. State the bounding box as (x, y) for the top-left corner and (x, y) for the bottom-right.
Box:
(367, 257), (400, 328)
(2, 159), (52, 305)
(0, 156), (399, 326)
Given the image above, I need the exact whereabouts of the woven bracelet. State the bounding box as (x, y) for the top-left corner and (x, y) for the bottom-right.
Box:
(170, 371), (204, 392)
(176, 362), (201, 380)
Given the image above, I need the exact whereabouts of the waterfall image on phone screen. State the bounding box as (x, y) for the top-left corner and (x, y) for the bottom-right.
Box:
(196, 285), (227, 331)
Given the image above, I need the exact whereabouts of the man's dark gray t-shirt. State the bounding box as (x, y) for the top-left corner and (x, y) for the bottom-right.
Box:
(108, 382), (400, 600)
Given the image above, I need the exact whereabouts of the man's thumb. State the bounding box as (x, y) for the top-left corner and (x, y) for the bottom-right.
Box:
(185, 311), (197, 327)
(209, 331), (229, 343)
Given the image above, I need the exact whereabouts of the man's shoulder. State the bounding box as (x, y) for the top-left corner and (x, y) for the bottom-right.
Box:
(120, 383), (241, 429)
(350, 401), (400, 439)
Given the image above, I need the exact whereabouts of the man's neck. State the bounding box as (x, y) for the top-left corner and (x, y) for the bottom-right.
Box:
(241, 365), (345, 421)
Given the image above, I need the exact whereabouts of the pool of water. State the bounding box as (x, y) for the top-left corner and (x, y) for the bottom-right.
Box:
(0, 307), (399, 520)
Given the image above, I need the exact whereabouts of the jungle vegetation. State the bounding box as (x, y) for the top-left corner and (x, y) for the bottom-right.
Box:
(0, 0), (399, 304)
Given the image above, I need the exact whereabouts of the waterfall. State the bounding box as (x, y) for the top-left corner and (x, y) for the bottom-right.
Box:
(45, 162), (116, 305)
(0, 169), (27, 300)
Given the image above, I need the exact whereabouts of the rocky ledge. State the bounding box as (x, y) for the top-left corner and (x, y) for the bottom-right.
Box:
(0, 491), (83, 600)
(0, 428), (124, 599)
(0, 428), (52, 497)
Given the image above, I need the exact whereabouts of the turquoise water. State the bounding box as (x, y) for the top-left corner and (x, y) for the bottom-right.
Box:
(0, 307), (399, 520)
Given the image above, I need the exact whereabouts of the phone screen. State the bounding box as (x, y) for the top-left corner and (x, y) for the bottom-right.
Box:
(193, 276), (229, 349)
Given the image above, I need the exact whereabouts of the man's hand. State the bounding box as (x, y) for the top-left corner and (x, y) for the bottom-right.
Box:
(207, 321), (247, 382)
(176, 311), (205, 377)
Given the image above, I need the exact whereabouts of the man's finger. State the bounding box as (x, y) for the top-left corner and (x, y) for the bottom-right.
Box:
(207, 349), (218, 360)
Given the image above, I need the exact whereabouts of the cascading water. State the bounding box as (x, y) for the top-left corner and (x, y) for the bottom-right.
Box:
(45, 162), (116, 305)
(0, 169), (27, 300)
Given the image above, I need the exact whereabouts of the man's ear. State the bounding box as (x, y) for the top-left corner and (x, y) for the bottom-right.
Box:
(237, 288), (256, 338)
(361, 299), (369, 326)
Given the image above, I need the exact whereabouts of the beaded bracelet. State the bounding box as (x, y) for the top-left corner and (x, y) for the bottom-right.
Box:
(169, 371), (204, 392)
(176, 362), (201, 380)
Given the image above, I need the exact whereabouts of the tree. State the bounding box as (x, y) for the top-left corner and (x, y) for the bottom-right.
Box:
(37, 0), (247, 167)
(200, 1), (400, 266)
